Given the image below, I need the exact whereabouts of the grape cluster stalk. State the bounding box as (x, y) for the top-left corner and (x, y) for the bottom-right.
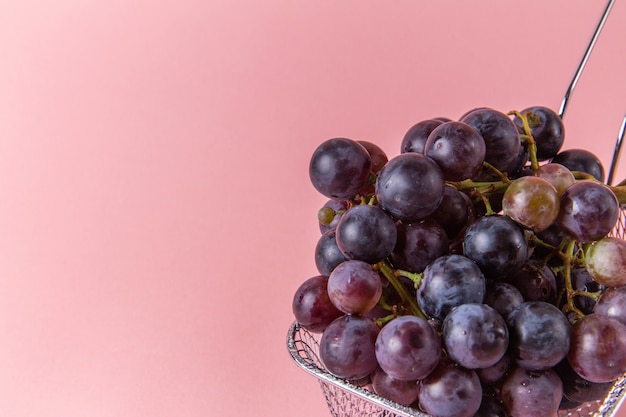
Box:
(292, 106), (626, 417)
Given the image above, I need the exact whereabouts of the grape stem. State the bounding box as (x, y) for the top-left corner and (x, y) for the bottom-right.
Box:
(561, 239), (585, 319)
(508, 110), (539, 171)
(375, 260), (426, 320)
(395, 269), (423, 289)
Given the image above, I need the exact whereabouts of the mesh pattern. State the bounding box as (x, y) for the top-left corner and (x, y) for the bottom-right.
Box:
(287, 206), (626, 417)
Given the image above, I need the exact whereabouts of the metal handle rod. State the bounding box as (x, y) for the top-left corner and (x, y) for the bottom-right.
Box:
(558, 0), (616, 119)
(608, 114), (626, 185)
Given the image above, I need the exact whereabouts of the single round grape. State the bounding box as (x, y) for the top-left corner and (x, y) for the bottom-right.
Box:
(584, 237), (626, 287)
(375, 153), (445, 222)
(463, 214), (528, 280)
(557, 180), (619, 243)
(536, 162), (575, 195)
(507, 301), (570, 371)
(501, 367), (563, 417)
(424, 121), (486, 181)
(514, 106), (565, 161)
(328, 260), (382, 314)
(506, 260), (557, 303)
(389, 219), (449, 274)
(502, 176), (560, 232)
(417, 360), (482, 417)
(319, 315), (379, 380)
(400, 119), (443, 154)
(315, 229), (348, 276)
(309, 138), (372, 199)
(477, 353), (511, 385)
(375, 315), (441, 381)
(370, 367), (420, 406)
(292, 275), (343, 333)
(417, 254), (486, 321)
(594, 285), (626, 325)
(318, 199), (350, 234)
(335, 204), (397, 263)
(427, 185), (474, 240)
(551, 148), (605, 182)
(568, 313), (626, 383)
(442, 303), (509, 369)
(357, 140), (388, 174)
(460, 107), (521, 172)
(483, 281), (524, 320)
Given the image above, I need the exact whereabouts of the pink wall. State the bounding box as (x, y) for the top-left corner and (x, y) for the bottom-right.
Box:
(0, 1), (625, 416)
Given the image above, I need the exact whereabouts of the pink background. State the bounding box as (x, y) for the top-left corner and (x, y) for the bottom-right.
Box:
(1, 1), (625, 416)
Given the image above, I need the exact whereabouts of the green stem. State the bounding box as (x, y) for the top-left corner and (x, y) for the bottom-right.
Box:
(376, 260), (426, 319)
(395, 269), (423, 289)
(509, 110), (539, 171)
(561, 239), (585, 318)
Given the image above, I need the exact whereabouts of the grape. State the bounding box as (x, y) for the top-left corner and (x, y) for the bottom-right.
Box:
(315, 229), (348, 276)
(417, 254), (486, 321)
(375, 315), (441, 381)
(318, 199), (350, 234)
(442, 303), (509, 369)
(328, 260), (382, 315)
(483, 281), (524, 320)
(292, 275), (343, 333)
(460, 107), (521, 172)
(463, 214), (528, 280)
(594, 285), (626, 325)
(501, 367), (563, 417)
(474, 396), (507, 417)
(400, 119), (443, 154)
(502, 175), (560, 232)
(375, 153), (445, 222)
(477, 353), (511, 385)
(417, 360), (482, 417)
(584, 237), (626, 287)
(507, 301), (571, 370)
(568, 314), (626, 383)
(335, 204), (397, 263)
(536, 162), (575, 195)
(570, 267), (603, 314)
(390, 219), (449, 274)
(506, 260), (557, 303)
(514, 106), (565, 161)
(557, 180), (619, 243)
(371, 367), (420, 406)
(357, 140), (388, 174)
(309, 138), (372, 199)
(555, 359), (613, 404)
(319, 315), (379, 380)
(551, 148), (605, 182)
(424, 121), (486, 181)
(427, 185), (474, 240)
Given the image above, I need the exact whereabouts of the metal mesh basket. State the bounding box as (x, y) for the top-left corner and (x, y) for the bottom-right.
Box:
(287, 206), (626, 417)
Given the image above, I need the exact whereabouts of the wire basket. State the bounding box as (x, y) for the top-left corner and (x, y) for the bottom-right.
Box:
(287, 206), (626, 417)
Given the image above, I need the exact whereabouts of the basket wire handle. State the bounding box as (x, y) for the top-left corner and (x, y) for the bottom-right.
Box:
(558, 0), (616, 119)
(608, 114), (626, 185)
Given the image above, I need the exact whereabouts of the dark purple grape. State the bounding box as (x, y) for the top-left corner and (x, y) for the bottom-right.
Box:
(309, 138), (372, 199)
(400, 119), (443, 154)
(568, 313), (626, 383)
(474, 396), (507, 417)
(501, 367), (563, 417)
(424, 121), (486, 181)
(507, 301), (570, 371)
(477, 353), (511, 385)
(551, 148), (605, 182)
(571, 267), (603, 314)
(318, 199), (350, 234)
(483, 281), (524, 321)
(357, 140), (388, 174)
(328, 260), (382, 314)
(461, 107), (521, 172)
(315, 229), (348, 276)
(319, 315), (379, 380)
(427, 185), (474, 240)
(335, 204), (397, 263)
(375, 153), (445, 222)
(504, 139), (529, 177)
(514, 106), (564, 161)
(417, 254), (486, 321)
(557, 180), (619, 243)
(554, 359), (613, 404)
(389, 219), (449, 274)
(442, 304), (509, 369)
(370, 367), (420, 406)
(418, 360), (482, 417)
(292, 275), (343, 333)
(463, 215), (528, 280)
(594, 285), (626, 325)
(375, 315), (441, 381)
(506, 260), (557, 303)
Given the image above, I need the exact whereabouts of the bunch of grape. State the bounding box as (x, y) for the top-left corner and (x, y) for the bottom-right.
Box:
(292, 106), (626, 417)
